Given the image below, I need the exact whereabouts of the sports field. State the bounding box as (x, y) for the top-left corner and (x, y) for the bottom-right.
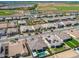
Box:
(65, 38), (79, 48)
(0, 10), (16, 16)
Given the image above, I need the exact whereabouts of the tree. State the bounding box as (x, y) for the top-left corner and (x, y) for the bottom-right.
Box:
(28, 4), (38, 10)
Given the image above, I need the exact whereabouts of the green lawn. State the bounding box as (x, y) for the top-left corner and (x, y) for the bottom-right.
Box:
(65, 41), (75, 48)
(65, 39), (79, 48)
(50, 45), (66, 53)
(55, 6), (79, 11)
(52, 47), (65, 52)
(71, 38), (79, 46)
(37, 5), (79, 11)
(0, 10), (16, 16)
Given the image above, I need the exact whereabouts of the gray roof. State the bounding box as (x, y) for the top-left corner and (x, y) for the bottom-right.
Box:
(42, 34), (63, 47)
(55, 31), (71, 41)
(7, 28), (18, 34)
(27, 36), (47, 50)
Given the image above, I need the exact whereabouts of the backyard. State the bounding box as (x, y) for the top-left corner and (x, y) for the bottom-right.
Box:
(64, 38), (79, 48)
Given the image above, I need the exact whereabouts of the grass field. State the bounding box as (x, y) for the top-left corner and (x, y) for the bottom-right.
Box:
(37, 6), (79, 11)
(65, 38), (79, 48)
(37, 3), (79, 11)
(0, 10), (16, 16)
(55, 6), (79, 11)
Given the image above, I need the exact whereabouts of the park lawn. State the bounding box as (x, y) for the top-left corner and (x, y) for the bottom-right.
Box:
(0, 10), (16, 16)
(55, 6), (79, 11)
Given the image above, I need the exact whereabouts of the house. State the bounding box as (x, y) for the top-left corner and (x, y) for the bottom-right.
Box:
(43, 15), (76, 22)
(42, 34), (64, 48)
(72, 21), (79, 26)
(20, 25), (35, 33)
(0, 17), (4, 21)
(20, 16), (27, 19)
(27, 36), (49, 57)
(0, 22), (7, 29)
(8, 22), (17, 28)
(27, 36), (48, 51)
(43, 18), (59, 23)
(20, 26), (26, 33)
(66, 12), (79, 16)
(64, 29), (79, 39)
(55, 31), (71, 41)
(18, 20), (26, 25)
(12, 16), (17, 20)
(0, 43), (5, 58)
(11, 16), (20, 20)
(0, 29), (6, 36)
(5, 17), (12, 20)
(7, 28), (18, 36)
(57, 22), (65, 28)
(41, 23), (55, 29)
(63, 20), (79, 27)
(33, 24), (41, 30)
(16, 16), (20, 20)
(3, 39), (29, 57)
(63, 21), (72, 27)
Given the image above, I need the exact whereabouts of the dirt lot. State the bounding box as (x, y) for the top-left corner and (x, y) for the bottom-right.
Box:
(54, 49), (78, 58)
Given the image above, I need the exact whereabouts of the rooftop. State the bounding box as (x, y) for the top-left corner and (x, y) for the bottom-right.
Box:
(27, 36), (47, 51)
(4, 39), (29, 57)
(42, 33), (63, 47)
(64, 29), (79, 38)
(55, 31), (71, 41)
(0, 22), (7, 29)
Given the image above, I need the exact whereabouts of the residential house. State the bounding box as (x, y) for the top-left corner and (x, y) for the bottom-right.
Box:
(20, 26), (35, 33)
(55, 31), (71, 41)
(7, 28), (18, 36)
(64, 29), (79, 39)
(8, 22), (17, 28)
(18, 20), (26, 25)
(0, 29), (6, 36)
(27, 36), (49, 57)
(42, 34), (64, 48)
(3, 39), (29, 57)
(0, 22), (7, 29)
(0, 43), (5, 58)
